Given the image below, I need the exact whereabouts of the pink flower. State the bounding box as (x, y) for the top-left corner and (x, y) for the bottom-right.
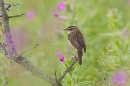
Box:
(57, 2), (66, 11)
(53, 13), (59, 17)
(59, 56), (65, 62)
(26, 10), (35, 20)
(123, 29), (129, 36)
(58, 15), (67, 20)
(68, 54), (73, 58)
(52, 9), (59, 17)
(112, 70), (126, 86)
(11, 28), (29, 51)
(127, 0), (130, 4)
(66, 46), (71, 51)
(56, 50), (62, 58)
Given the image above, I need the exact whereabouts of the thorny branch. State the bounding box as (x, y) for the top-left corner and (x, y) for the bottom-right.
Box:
(4, 3), (20, 11)
(0, 14), (24, 18)
(0, 0), (78, 86)
(9, 13), (25, 18)
(4, 3), (19, 6)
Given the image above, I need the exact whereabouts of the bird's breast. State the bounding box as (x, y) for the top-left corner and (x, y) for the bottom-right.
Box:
(68, 40), (76, 50)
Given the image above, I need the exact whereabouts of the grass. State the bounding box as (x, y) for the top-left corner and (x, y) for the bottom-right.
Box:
(0, 0), (130, 86)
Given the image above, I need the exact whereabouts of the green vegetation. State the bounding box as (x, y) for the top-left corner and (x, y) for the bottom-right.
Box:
(0, 0), (130, 86)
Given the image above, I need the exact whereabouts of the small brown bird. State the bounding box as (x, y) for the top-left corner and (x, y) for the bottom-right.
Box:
(64, 26), (86, 65)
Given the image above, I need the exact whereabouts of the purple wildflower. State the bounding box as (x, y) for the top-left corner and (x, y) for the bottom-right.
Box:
(59, 56), (65, 62)
(26, 10), (35, 20)
(52, 9), (59, 17)
(56, 50), (62, 58)
(11, 28), (29, 51)
(112, 70), (126, 86)
(57, 2), (66, 11)
(123, 29), (129, 36)
(127, 0), (130, 4)
(53, 13), (59, 17)
(66, 46), (71, 51)
(58, 15), (67, 20)
(68, 54), (73, 58)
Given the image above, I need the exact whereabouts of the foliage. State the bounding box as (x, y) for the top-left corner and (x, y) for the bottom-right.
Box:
(0, 0), (130, 86)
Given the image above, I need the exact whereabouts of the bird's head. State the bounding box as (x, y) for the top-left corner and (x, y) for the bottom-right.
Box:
(63, 26), (79, 33)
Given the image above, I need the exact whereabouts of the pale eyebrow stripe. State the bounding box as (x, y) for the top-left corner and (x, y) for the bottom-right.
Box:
(68, 26), (75, 29)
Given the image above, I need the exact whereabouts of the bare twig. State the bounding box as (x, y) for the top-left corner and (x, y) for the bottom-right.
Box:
(55, 70), (62, 86)
(4, 3), (20, 11)
(58, 57), (78, 82)
(0, 42), (55, 85)
(9, 13), (25, 18)
(4, 3), (19, 5)
(19, 43), (41, 56)
(54, 70), (58, 83)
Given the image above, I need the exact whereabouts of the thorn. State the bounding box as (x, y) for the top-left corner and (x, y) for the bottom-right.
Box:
(6, 4), (11, 11)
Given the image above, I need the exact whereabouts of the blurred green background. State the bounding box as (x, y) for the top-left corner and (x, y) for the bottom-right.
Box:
(0, 0), (130, 86)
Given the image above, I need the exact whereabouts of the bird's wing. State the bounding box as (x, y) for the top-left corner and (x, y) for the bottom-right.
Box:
(68, 33), (82, 51)
(76, 32), (86, 53)
(83, 39), (86, 53)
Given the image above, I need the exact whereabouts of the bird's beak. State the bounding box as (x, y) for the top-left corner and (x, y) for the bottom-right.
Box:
(63, 28), (68, 31)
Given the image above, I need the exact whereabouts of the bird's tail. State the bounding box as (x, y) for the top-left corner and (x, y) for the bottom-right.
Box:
(77, 50), (83, 65)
